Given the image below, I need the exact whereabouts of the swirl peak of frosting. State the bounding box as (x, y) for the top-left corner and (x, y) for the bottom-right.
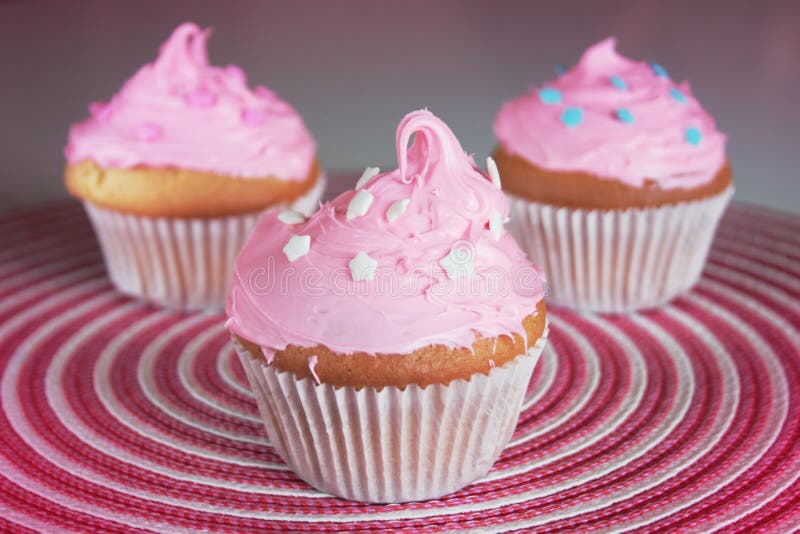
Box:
(494, 37), (727, 189)
(65, 22), (316, 180)
(227, 110), (545, 355)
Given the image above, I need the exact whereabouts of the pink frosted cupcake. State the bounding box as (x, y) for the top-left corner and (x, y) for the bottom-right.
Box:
(492, 38), (733, 312)
(65, 23), (324, 309)
(227, 110), (547, 502)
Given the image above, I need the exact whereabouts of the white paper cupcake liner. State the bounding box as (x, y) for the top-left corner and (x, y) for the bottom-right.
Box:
(507, 186), (734, 313)
(84, 175), (326, 310)
(235, 326), (549, 503)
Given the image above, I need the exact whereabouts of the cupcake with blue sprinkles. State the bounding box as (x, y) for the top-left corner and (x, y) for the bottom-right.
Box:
(491, 37), (733, 312)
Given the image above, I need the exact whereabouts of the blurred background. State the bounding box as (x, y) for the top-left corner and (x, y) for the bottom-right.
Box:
(0, 0), (797, 212)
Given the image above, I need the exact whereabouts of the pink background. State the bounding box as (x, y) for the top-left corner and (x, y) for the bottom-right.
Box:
(1, 0), (797, 212)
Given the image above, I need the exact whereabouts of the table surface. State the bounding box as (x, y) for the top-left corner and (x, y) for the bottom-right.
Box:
(0, 198), (798, 533)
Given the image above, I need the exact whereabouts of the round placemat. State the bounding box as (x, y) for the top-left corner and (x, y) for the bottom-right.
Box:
(0, 200), (798, 532)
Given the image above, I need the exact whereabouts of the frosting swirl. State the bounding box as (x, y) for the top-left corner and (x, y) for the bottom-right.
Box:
(227, 110), (545, 355)
(494, 37), (727, 189)
(65, 23), (316, 180)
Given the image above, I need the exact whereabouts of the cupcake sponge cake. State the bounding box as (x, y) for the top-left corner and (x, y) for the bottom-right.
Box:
(65, 22), (320, 217)
(227, 110), (547, 501)
(64, 23), (324, 309)
(493, 38), (733, 311)
(493, 37), (731, 210)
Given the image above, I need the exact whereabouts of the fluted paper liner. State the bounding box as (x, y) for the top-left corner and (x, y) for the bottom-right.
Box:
(235, 327), (549, 503)
(84, 175), (326, 310)
(507, 187), (733, 312)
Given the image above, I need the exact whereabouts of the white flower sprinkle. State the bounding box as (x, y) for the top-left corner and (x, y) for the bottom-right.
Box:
(386, 198), (410, 223)
(486, 156), (502, 189)
(355, 166), (380, 189)
(489, 210), (503, 241)
(440, 242), (475, 280)
(346, 189), (374, 220)
(277, 210), (305, 225)
(283, 235), (310, 261)
(349, 251), (378, 281)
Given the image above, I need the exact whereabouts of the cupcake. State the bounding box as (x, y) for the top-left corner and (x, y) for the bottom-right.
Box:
(492, 38), (733, 312)
(65, 23), (323, 310)
(227, 110), (548, 502)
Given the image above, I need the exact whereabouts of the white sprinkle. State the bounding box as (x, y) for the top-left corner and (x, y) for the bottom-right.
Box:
(489, 210), (503, 241)
(308, 355), (321, 385)
(355, 166), (380, 189)
(386, 198), (410, 223)
(349, 251), (378, 281)
(440, 242), (475, 280)
(488, 359), (496, 368)
(347, 189), (374, 220)
(283, 235), (310, 261)
(277, 209), (306, 225)
(486, 156), (502, 189)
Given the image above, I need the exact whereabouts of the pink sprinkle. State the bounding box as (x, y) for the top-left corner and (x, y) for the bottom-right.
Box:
(254, 86), (291, 113)
(226, 64), (247, 85)
(184, 87), (218, 108)
(135, 122), (163, 142)
(308, 355), (321, 385)
(88, 101), (112, 122)
(488, 359), (496, 368)
(242, 108), (267, 126)
(261, 347), (275, 365)
(254, 85), (276, 99)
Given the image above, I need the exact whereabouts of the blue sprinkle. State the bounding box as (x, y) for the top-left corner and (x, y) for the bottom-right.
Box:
(669, 87), (687, 103)
(555, 64), (566, 75)
(651, 62), (669, 78)
(610, 75), (628, 90)
(538, 87), (562, 104)
(561, 107), (583, 128)
(685, 126), (702, 145)
(615, 108), (634, 124)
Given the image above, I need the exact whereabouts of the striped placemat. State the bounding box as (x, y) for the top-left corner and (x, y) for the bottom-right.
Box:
(0, 199), (798, 532)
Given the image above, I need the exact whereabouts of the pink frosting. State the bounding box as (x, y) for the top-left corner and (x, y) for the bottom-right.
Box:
(494, 38), (727, 189)
(65, 23), (316, 180)
(226, 110), (545, 355)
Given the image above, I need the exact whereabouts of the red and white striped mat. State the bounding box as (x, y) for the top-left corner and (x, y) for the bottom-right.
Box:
(0, 200), (798, 532)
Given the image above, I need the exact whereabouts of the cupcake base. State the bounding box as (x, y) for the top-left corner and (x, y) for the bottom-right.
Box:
(234, 327), (548, 503)
(85, 175), (326, 310)
(507, 186), (733, 312)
